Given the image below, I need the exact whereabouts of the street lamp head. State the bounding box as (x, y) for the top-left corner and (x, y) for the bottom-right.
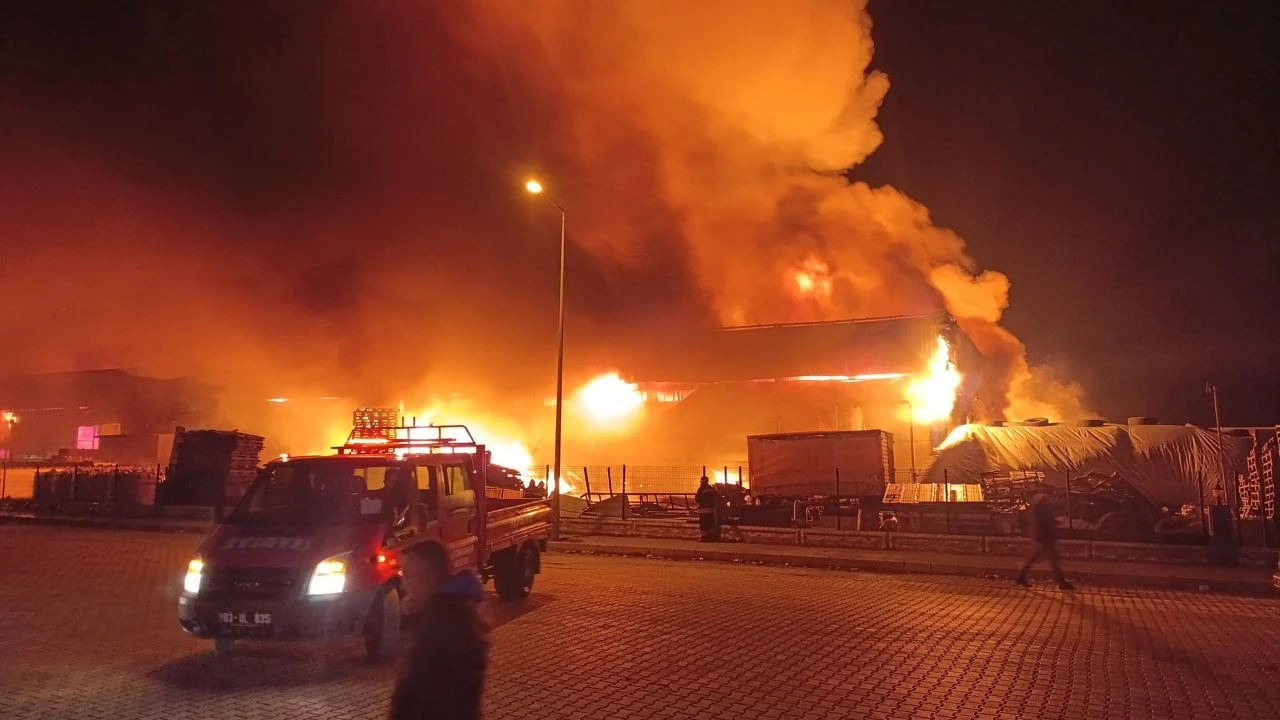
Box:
(524, 179), (544, 195)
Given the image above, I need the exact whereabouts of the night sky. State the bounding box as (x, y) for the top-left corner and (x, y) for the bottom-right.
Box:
(859, 0), (1279, 426)
(0, 1), (1276, 429)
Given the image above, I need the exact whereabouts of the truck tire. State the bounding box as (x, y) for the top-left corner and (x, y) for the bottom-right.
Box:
(364, 586), (402, 663)
(494, 544), (538, 600)
(213, 636), (236, 656)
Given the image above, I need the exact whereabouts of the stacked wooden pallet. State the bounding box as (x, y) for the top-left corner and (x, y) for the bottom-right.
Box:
(161, 428), (265, 507)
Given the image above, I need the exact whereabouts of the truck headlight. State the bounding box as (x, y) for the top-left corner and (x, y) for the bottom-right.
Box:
(308, 557), (346, 596)
(183, 558), (204, 595)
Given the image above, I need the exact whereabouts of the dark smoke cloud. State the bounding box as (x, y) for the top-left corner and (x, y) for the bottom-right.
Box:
(0, 0), (1089, 455)
(0, 0), (708, 448)
(457, 0), (1092, 420)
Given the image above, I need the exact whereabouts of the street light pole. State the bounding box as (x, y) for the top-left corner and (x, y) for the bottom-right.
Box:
(551, 203), (565, 542)
(526, 178), (564, 541)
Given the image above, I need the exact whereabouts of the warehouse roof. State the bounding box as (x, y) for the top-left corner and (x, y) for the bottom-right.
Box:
(630, 313), (972, 383)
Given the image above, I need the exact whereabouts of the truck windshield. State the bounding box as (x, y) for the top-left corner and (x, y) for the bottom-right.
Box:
(228, 460), (410, 526)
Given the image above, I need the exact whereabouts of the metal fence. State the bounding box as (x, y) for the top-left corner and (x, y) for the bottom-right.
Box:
(1, 461), (164, 505)
(519, 463), (1276, 546)
(524, 464), (925, 496)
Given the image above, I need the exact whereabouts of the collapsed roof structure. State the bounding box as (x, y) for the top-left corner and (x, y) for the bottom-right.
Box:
(612, 313), (984, 469)
(631, 312), (979, 388)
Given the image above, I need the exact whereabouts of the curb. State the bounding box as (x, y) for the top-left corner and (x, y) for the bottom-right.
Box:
(547, 540), (1276, 597)
(0, 513), (211, 534)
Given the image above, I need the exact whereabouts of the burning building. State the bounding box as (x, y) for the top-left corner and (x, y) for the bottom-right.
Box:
(593, 311), (982, 475)
(0, 369), (211, 465)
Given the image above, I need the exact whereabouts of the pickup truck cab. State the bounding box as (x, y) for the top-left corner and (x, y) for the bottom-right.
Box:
(177, 415), (551, 659)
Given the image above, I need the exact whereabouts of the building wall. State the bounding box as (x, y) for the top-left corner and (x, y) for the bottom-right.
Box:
(0, 370), (208, 462)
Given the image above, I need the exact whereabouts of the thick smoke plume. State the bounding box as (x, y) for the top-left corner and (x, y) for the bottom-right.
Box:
(0, 0), (1088, 457)
(464, 0), (1091, 421)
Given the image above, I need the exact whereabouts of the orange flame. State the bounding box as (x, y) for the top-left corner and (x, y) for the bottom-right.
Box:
(792, 256), (833, 301)
(904, 336), (961, 424)
(314, 402), (580, 496)
(575, 372), (645, 425)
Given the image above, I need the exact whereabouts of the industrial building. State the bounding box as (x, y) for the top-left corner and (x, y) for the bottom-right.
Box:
(618, 312), (983, 476)
(0, 369), (212, 465)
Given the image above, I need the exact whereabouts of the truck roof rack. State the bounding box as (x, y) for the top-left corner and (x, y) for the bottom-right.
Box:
(335, 408), (483, 456)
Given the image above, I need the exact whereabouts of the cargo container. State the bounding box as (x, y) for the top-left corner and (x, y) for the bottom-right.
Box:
(746, 429), (894, 499)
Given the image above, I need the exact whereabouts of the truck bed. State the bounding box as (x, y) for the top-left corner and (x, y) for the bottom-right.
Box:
(484, 497), (552, 556)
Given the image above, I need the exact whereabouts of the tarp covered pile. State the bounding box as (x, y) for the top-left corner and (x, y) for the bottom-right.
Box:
(921, 424), (1253, 506)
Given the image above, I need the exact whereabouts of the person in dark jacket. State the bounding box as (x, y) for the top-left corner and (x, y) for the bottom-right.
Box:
(695, 475), (721, 542)
(388, 545), (490, 720)
(1015, 493), (1074, 590)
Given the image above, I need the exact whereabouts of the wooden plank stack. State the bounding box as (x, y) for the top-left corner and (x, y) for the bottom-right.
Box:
(160, 427), (265, 507)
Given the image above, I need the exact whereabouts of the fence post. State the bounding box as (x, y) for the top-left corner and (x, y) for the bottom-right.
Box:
(621, 465), (628, 521)
(737, 466), (743, 487)
(35, 464), (42, 503)
(582, 466), (593, 503)
(701, 465), (707, 479)
(1063, 469), (1073, 532)
(111, 464), (120, 504)
(944, 469), (951, 534)
(72, 464), (80, 503)
(606, 467), (615, 498)
(1, 457), (6, 499)
(835, 467), (842, 531)
(1198, 473), (1209, 542)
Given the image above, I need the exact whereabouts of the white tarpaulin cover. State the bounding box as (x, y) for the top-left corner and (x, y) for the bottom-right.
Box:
(921, 424), (1254, 506)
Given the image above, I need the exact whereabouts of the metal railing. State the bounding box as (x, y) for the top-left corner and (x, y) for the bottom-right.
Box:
(1, 461), (164, 506)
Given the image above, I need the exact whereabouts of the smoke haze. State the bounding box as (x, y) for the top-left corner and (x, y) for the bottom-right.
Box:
(0, 0), (1089, 454)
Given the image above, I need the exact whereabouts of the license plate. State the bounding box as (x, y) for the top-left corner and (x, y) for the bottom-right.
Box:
(219, 611), (272, 626)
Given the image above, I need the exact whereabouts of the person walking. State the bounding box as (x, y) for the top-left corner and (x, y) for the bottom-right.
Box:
(695, 475), (721, 542)
(1015, 492), (1074, 590)
(388, 545), (490, 720)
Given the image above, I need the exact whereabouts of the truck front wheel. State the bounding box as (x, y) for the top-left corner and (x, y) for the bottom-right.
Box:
(364, 586), (402, 663)
(494, 543), (538, 600)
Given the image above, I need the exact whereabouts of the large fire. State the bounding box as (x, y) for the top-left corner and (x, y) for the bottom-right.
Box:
(904, 336), (962, 425)
(575, 372), (645, 426)
(312, 402), (579, 496)
(792, 256), (834, 301)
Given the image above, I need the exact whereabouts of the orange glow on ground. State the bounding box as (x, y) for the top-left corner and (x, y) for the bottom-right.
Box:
(905, 336), (962, 424)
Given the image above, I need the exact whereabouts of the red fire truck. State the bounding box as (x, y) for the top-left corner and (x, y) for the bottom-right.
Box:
(177, 410), (551, 659)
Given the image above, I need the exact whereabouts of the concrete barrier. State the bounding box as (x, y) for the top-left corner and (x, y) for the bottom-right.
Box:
(722, 525), (802, 546)
(801, 528), (887, 550)
(889, 532), (985, 555)
(561, 516), (1279, 568)
(1090, 540), (1208, 565)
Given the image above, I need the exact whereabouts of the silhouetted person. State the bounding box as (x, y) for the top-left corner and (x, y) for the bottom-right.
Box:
(389, 545), (490, 720)
(1015, 493), (1074, 590)
(695, 475), (721, 542)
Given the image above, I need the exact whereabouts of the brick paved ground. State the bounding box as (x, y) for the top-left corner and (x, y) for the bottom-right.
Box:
(0, 525), (1278, 719)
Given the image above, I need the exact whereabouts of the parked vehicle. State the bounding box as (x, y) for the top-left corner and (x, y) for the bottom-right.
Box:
(746, 430), (894, 500)
(177, 412), (551, 659)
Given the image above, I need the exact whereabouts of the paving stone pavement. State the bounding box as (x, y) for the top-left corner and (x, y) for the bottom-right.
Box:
(1, 525), (1279, 719)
